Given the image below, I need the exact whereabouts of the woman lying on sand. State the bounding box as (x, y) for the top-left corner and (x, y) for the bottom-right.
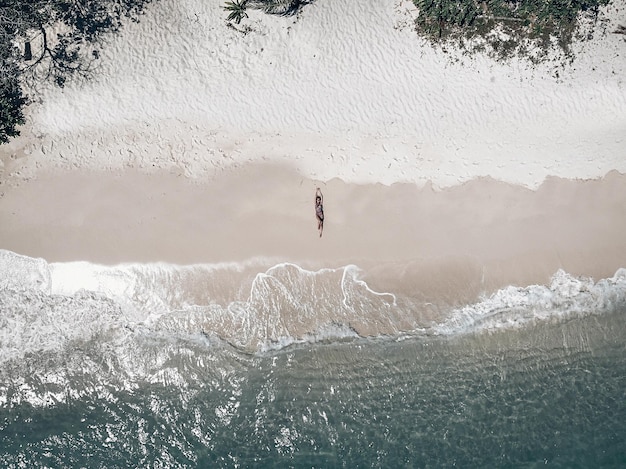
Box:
(315, 187), (324, 238)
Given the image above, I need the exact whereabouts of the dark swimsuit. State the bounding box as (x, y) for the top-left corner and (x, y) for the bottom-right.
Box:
(316, 204), (324, 221)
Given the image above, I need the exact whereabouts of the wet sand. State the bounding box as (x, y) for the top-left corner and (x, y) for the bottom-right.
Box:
(1, 165), (624, 295)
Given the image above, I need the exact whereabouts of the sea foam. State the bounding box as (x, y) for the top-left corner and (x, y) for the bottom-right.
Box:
(435, 268), (626, 336)
(1, 249), (625, 359)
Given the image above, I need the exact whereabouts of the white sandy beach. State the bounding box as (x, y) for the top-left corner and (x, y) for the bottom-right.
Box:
(1, 0), (626, 287)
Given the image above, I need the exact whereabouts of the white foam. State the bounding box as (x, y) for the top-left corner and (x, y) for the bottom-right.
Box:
(153, 262), (401, 351)
(0, 288), (126, 365)
(0, 249), (51, 292)
(3, 250), (626, 360)
(258, 323), (360, 353)
(48, 257), (276, 322)
(435, 268), (626, 335)
(3, 255), (399, 353)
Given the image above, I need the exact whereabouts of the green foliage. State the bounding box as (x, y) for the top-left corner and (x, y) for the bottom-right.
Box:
(224, 0), (249, 24)
(0, 70), (26, 145)
(251, 0), (306, 16)
(414, 0), (480, 39)
(224, 0), (310, 23)
(413, 0), (611, 61)
(0, 0), (154, 145)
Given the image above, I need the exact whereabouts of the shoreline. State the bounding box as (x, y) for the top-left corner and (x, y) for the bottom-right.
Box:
(1, 165), (624, 293)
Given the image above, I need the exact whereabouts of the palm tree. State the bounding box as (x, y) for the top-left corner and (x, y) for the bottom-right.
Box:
(224, 0), (249, 24)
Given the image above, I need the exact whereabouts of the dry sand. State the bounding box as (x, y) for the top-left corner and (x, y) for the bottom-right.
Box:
(1, 0), (626, 189)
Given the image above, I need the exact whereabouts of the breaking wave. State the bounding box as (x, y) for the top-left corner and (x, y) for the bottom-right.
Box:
(435, 268), (626, 335)
(1, 249), (626, 362)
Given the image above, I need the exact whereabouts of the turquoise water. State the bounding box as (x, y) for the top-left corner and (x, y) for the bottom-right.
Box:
(1, 309), (625, 468)
(1, 251), (625, 467)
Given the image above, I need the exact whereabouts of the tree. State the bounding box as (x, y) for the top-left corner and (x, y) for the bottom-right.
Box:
(223, 0), (249, 24)
(0, 63), (26, 144)
(0, 0), (155, 144)
(412, 0), (610, 62)
(223, 0), (311, 23)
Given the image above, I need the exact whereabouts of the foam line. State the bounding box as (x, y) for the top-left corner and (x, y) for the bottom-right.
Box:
(435, 269), (626, 336)
(2, 250), (625, 358)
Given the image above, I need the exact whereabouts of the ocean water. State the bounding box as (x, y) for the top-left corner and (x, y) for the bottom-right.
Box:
(1, 249), (625, 467)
